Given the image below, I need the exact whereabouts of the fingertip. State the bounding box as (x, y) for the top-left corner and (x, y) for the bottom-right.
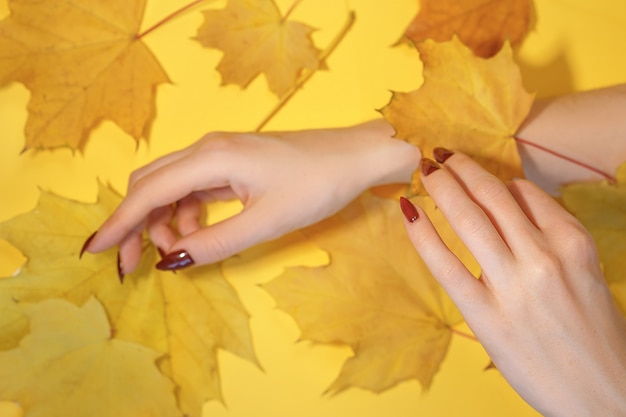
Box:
(118, 232), (143, 276)
(399, 196), (419, 223)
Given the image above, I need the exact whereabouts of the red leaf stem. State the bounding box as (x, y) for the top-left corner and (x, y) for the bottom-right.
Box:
(515, 136), (616, 184)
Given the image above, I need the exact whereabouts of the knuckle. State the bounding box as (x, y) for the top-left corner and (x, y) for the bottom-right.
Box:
(128, 167), (146, 189)
(128, 173), (150, 194)
(470, 176), (507, 202)
(452, 208), (487, 235)
(559, 222), (598, 260)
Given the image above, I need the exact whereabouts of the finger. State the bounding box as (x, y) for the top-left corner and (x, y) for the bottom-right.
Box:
(176, 194), (204, 236)
(506, 179), (581, 232)
(117, 228), (144, 277)
(89, 153), (233, 253)
(155, 202), (279, 269)
(399, 197), (491, 312)
(127, 147), (192, 190)
(506, 179), (600, 267)
(420, 157), (514, 271)
(146, 204), (178, 253)
(436, 152), (543, 255)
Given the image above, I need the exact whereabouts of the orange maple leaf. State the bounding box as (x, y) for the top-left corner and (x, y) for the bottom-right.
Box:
(264, 193), (478, 393)
(0, 0), (170, 151)
(381, 36), (534, 194)
(402, 0), (535, 57)
(194, 0), (321, 98)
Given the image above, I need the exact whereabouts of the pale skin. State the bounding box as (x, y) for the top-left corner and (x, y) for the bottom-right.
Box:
(85, 84), (626, 416)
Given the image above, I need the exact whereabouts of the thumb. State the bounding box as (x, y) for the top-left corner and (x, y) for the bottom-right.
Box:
(155, 206), (269, 270)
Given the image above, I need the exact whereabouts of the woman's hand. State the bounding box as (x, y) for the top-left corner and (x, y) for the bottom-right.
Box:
(83, 120), (420, 275)
(400, 150), (626, 417)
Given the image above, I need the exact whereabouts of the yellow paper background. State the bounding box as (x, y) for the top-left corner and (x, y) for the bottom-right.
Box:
(0, 0), (625, 416)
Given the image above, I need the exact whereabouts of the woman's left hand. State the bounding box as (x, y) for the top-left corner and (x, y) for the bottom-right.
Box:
(400, 150), (626, 417)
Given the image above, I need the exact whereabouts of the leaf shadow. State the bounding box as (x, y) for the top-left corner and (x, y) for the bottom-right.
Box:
(516, 48), (576, 98)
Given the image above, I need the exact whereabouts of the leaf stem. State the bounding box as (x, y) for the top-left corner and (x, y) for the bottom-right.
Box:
(137, 0), (212, 39)
(282, 0), (304, 21)
(515, 136), (616, 184)
(256, 11), (356, 131)
(450, 327), (479, 342)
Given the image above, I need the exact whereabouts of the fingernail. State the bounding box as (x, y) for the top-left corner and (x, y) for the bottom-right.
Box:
(420, 158), (440, 176)
(156, 249), (195, 271)
(117, 252), (124, 284)
(80, 231), (97, 259)
(157, 247), (166, 258)
(399, 196), (419, 223)
(433, 147), (454, 163)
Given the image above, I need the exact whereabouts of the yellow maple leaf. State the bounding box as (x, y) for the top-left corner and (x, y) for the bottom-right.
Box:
(561, 163), (626, 315)
(0, 295), (27, 351)
(381, 36), (534, 194)
(402, 0), (535, 58)
(264, 193), (479, 393)
(0, 184), (258, 417)
(0, 0), (170, 151)
(0, 297), (181, 417)
(194, 0), (321, 98)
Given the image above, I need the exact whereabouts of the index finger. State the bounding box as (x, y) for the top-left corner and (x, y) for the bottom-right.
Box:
(87, 152), (234, 253)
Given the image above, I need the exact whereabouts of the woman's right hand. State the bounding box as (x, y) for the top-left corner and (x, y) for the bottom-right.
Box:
(83, 120), (420, 275)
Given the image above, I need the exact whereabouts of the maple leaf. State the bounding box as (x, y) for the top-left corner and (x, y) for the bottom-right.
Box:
(561, 163), (626, 315)
(401, 0), (535, 58)
(0, 0), (170, 151)
(0, 297), (181, 417)
(194, 0), (321, 98)
(263, 193), (478, 393)
(0, 295), (27, 351)
(381, 36), (534, 194)
(0, 184), (258, 417)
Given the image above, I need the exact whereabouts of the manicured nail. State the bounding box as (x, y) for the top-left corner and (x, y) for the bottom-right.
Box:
(399, 196), (419, 223)
(433, 147), (454, 163)
(117, 252), (124, 284)
(420, 158), (440, 176)
(156, 249), (195, 271)
(80, 231), (97, 259)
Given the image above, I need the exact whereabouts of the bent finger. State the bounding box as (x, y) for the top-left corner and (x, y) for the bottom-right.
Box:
(146, 204), (178, 254)
(176, 194), (205, 237)
(117, 227), (144, 278)
(154, 205), (271, 269)
(88, 153), (233, 253)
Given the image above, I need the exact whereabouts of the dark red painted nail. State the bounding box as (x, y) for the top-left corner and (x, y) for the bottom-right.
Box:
(420, 158), (440, 176)
(399, 197), (419, 223)
(117, 252), (124, 284)
(433, 147), (454, 163)
(80, 231), (97, 259)
(156, 249), (195, 271)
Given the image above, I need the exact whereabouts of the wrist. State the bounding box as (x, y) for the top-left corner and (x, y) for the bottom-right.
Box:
(347, 119), (421, 188)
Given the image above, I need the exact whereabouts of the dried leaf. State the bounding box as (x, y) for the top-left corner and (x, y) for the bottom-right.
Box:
(264, 193), (478, 393)
(0, 297), (180, 417)
(401, 0), (535, 57)
(561, 163), (626, 315)
(381, 37), (534, 194)
(0, 184), (258, 417)
(0, 295), (27, 351)
(195, 0), (321, 98)
(0, 0), (169, 151)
